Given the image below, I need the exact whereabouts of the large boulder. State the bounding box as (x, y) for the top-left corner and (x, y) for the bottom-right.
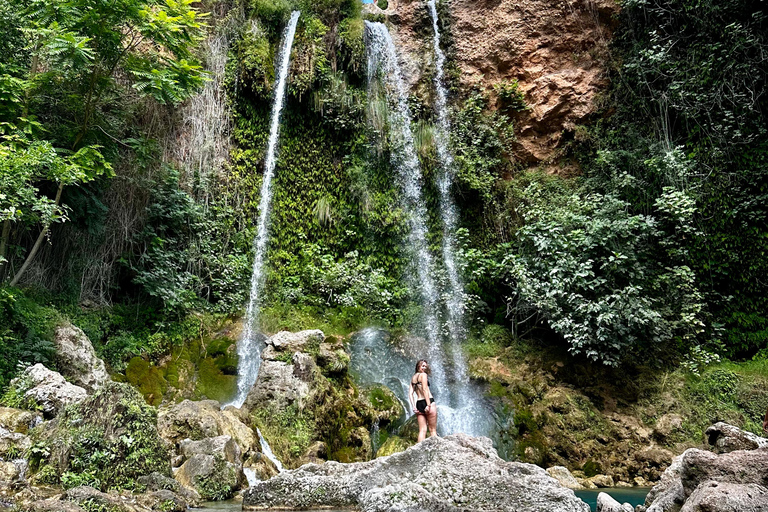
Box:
(243, 434), (589, 512)
(643, 424), (768, 512)
(179, 435), (241, 465)
(14, 364), (87, 418)
(53, 323), (110, 392)
(596, 492), (633, 512)
(705, 422), (768, 454)
(174, 454), (240, 500)
(29, 382), (170, 489)
(157, 400), (258, 464)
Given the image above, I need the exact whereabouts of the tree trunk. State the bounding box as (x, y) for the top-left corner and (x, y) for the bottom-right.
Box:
(9, 182), (64, 287)
(0, 220), (11, 278)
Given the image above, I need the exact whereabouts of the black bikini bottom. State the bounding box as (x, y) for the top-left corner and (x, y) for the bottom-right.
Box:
(416, 398), (435, 413)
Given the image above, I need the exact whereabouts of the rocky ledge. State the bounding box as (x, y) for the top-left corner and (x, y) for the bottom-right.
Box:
(243, 433), (589, 512)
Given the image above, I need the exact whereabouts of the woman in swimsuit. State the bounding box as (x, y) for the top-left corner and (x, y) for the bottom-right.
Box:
(409, 359), (437, 442)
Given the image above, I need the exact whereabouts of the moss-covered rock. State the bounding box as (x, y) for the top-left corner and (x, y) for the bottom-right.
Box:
(375, 435), (411, 457)
(28, 382), (170, 491)
(174, 454), (239, 500)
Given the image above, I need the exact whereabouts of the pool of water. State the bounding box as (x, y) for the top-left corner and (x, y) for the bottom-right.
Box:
(574, 488), (650, 511)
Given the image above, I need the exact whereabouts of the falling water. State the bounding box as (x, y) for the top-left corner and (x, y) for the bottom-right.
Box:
(230, 11), (301, 408)
(257, 427), (285, 472)
(364, 21), (447, 398)
(427, 0), (476, 433)
(364, 21), (495, 438)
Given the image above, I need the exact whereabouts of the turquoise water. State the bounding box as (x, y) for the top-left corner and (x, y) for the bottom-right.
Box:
(575, 488), (650, 511)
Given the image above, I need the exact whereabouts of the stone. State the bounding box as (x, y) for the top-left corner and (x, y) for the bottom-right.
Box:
(242, 358), (313, 413)
(53, 323), (110, 392)
(547, 466), (585, 490)
(174, 454), (240, 501)
(15, 364), (87, 418)
(680, 481), (768, 512)
(705, 422), (768, 454)
(0, 461), (20, 483)
(23, 499), (86, 512)
(243, 434), (589, 512)
(597, 492), (634, 512)
(586, 474), (615, 488)
(65, 486), (151, 512)
(654, 414), (684, 441)
(157, 399), (258, 463)
(137, 471), (200, 506)
(680, 448), (768, 496)
(376, 436), (411, 458)
(0, 430), (31, 459)
(179, 435), (241, 465)
(267, 330), (324, 353)
(0, 406), (42, 434)
(644, 453), (686, 512)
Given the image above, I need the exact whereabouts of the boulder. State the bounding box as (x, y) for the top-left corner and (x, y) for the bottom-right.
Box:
(705, 422), (768, 454)
(15, 364), (87, 418)
(680, 481), (768, 512)
(0, 461), (20, 484)
(179, 435), (241, 465)
(243, 434), (589, 512)
(644, 453), (687, 512)
(680, 448), (768, 496)
(137, 471), (200, 505)
(22, 499), (86, 512)
(547, 466), (585, 490)
(64, 486), (151, 512)
(174, 454), (240, 501)
(266, 330), (324, 354)
(0, 407), (42, 434)
(157, 400), (258, 463)
(596, 492), (634, 512)
(53, 323), (110, 392)
(0, 430), (31, 459)
(585, 474), (615, 488)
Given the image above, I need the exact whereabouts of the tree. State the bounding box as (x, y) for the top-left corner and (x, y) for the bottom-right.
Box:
(0, 0), (207, 284)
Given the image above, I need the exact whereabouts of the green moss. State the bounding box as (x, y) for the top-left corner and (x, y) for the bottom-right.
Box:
(195, 357), (237, 403)
(196, 456), (237, 500)
(375, 435), (410, 457)
(125, 357), (167, 406)
(583, 459), (602, 478)
(368, 386), (395, 411)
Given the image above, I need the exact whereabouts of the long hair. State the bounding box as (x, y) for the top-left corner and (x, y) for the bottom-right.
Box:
(415, 359), (431, 374)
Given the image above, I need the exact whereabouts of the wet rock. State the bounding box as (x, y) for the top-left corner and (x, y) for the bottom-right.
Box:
(705, 422), (768, 454)
(547, 466), (585, 490)
(174, 454), (240, 501)
(596, 492), (634, 512)
(53, 323), (110, 392)
(0, 407), (42, 434)
(243, 434), (589, 512)
(14, 364), (86, 418)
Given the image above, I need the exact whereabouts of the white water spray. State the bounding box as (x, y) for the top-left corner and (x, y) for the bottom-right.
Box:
(365, 21), (447, 397)
(257, 427), (285, 473)
(230, 11), (301, 408)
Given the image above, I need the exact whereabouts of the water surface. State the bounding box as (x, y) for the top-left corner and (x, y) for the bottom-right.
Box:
(574, 487), (650, 511)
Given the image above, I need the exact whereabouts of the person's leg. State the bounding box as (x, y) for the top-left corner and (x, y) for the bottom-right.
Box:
(427, 405), (438, 437)
(417, 412), (428, 442)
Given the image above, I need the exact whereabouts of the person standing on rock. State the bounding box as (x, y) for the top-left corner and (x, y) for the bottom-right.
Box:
(410, 359), (438, 442)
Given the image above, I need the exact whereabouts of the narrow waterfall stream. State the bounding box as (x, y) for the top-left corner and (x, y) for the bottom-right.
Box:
(230, 11), (301, 408)
(364, 21), (448, 399)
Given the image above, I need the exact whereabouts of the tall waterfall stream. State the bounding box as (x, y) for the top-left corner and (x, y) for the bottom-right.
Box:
(364, 21), (496, 439)
(230, 11), (301, 408)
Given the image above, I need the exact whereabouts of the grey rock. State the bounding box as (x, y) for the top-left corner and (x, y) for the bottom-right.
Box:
(138, 471), (200, 505)
(597, 492), (634, 512)
(680, 448), (768, 496)
(547, 465), (585, 490)
(243, 434), (589, 512)
(174, 454), (240, 500)
(16, 364), (87, 418)
(179, 435), (241, 465)
(268, 330), (324, 353)
(705, 422), (768, 454)
(242, 359), (312, 412)
(645, 452), (686, 512)
(0, 430), (31, 459)
(680, 481), (768, 512)
(23, 499), (86, 512)
(586, 474), (616, 488)
(53, 323), (110, 392)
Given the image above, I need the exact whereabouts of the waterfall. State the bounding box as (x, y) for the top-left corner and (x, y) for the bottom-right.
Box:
(427, 0), (478, 435)
(364, 21), (448, 398)
(363, 21), (496, 438)
(230, 11), (301, 408)
(257, 427), (285, 472)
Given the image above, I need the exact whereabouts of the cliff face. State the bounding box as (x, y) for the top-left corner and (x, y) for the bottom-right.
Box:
(380, 0), (618, 169)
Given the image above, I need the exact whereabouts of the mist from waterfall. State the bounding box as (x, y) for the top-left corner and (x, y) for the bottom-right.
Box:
(364, 21), (448, 398)
(230, 11), (301, 408)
